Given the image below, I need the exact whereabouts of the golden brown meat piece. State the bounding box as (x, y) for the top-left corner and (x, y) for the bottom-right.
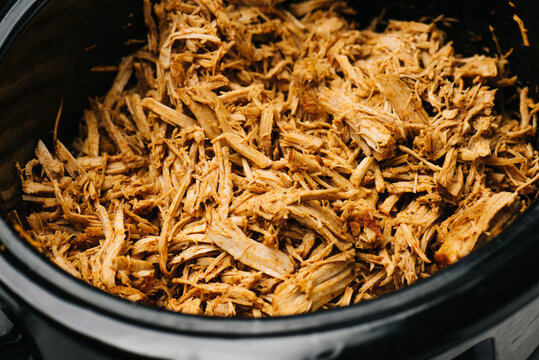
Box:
(434, 192), (521, 266)
(16, 0), (539, 317)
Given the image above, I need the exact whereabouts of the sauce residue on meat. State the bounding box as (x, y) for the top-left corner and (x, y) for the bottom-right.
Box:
(17, 0), (539, 317)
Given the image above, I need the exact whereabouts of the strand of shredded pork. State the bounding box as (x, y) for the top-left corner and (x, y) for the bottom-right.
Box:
(17, 0), (539, 317)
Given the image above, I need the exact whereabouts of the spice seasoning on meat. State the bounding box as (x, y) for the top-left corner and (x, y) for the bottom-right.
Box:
(17, 0), (539, 317)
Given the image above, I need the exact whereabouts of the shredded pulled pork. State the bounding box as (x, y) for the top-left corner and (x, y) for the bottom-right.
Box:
(17, 0), (539, 317)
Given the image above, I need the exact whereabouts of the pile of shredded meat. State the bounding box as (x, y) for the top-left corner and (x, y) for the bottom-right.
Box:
(16, 0), (539, 317)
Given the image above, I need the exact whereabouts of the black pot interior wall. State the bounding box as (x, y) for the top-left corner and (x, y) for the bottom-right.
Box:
(0, 0), (536, 240)
(0, 0), (145, 213)
(349, 0), (539, 86)
(0, 1), (537, 358)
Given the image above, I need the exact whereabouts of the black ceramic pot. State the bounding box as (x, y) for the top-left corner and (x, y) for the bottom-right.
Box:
(0, 1), (537, 359)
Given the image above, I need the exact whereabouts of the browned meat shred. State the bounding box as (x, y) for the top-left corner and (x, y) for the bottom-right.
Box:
(17, 0), (539, 317)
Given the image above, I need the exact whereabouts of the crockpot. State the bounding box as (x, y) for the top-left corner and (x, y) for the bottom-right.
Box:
(0, 0), (537, 359)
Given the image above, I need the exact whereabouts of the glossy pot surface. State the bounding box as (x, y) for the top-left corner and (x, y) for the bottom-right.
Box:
(0, 1), (537, 359)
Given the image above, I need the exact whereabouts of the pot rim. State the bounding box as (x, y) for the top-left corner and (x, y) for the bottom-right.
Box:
(0, 0), (537, 338)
